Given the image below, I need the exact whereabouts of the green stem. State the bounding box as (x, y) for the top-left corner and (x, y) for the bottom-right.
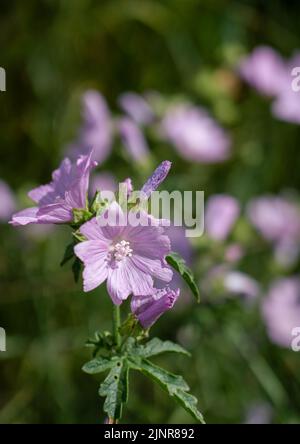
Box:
(112, 304), (121, 350)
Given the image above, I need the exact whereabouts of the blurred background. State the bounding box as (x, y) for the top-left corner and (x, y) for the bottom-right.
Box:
(1, 0), (300, 424)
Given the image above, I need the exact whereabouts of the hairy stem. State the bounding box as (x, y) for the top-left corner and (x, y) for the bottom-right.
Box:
(112, 304), (121, 350)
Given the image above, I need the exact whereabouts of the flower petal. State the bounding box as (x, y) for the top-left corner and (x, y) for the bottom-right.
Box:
(97, 201), (126, 239)
(28, 184), (55, 205)
(79, 217), (111, 243)
(74, 240), (109, 292)
(37, 203), (73, 223)
(9, 207), (39, 226)
(107, 262), (132, 304)
(131, 254), (173, 283)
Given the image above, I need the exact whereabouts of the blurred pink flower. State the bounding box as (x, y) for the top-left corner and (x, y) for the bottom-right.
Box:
(161, 104), (231, 163)
(224, 243), (245, 263)
(272, 86), (300, 124)
(118, 117), (150, 164)
(223, 270), (260, 300)
(244, 403), (272, 424)
(247, 196), (300, 266)
(68, 90), (112, 163)
(262, 277), (300, 348)
(239, 46), (287, 96)
(205, 195), (240, 241)
(204, 265), (260, 301)
(90, 172), (117, 197)
(0, 179), (16, 222)
(118, 92), (154, 125)
(239, 46), (300, 124)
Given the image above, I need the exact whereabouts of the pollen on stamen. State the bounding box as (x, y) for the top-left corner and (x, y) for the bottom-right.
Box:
(108, 240), (133, 262)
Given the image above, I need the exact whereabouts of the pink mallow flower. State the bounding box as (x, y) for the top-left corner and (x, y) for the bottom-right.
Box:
(118, 117), (150, 165)
(262, 277), (300, 348)
(161, 104), (231, 163)
(205, 194), (240, 241)
(10, 150), (97, 226)
(247, 196), (300, 267)
(238, 46), (287, 97)
(118, 92), (154, 125)
(131, 287), (180, 329)
(239, 46), (300, 124)
(67, 90), (113, 163)
(74, 202), (173, 304)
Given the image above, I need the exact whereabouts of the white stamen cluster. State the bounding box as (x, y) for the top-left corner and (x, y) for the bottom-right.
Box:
(108, 240), (133, 262)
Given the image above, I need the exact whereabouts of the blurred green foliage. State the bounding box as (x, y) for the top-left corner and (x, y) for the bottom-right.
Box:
(1, 0), (300, 424)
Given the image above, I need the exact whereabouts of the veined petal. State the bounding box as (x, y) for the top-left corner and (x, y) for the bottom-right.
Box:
(131, 255), (173, 283)
(74, 240), (109, 263)
(97, 201), (126, 239)
(37, 203), (73, 223)
(9, 207), (39, 226)
(125, 258), (155, 295)
(28, 184), (54, 205)
(79, 217), (111, 243)
(74, 241), (109, 292)
(107, 262), (132, 304)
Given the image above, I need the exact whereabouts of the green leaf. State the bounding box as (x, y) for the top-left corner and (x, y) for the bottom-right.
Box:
(137, 338), (190, 358)
(82, 356), (115, 374)
(99, 358), (129, 421)
(173, 388), (205, 424)
(129, 357), (204, 423)
(72, 258), (82, 283)
(166, 252), (200, 302)
(60, 242), (75, 266)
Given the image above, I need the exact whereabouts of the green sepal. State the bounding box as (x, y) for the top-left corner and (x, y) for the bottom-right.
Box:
(119, 314), (139, 337)
(60, 241), (75, 266)
(90, 191), (110, 216)
(72, 208), (92, 224)
(166, 252), (200, 302)
(72, 257), (82, 283)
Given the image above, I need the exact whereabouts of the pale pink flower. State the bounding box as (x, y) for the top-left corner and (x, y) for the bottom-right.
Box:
(74, 202), (173, 304)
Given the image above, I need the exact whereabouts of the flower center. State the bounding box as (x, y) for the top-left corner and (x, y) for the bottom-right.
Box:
(109, 240), (133, 262)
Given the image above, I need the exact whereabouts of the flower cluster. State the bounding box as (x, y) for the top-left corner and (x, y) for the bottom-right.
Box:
(66, 89), (231, 166)
(238, 46), (300, 124)
(9, 154), (179, 328)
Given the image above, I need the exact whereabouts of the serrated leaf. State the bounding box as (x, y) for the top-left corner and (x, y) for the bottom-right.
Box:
(138, 338), (190, 358)
(82, 356), (115, 374)
(72, 257), (82, 283)
(99, 358), (129, 421)
(60, 242), (75, 266)
(134, 358), (189, 391)
(166, 252), (200, 302)
(128, 357), (204, 423)
(173, 388), (205, 424)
